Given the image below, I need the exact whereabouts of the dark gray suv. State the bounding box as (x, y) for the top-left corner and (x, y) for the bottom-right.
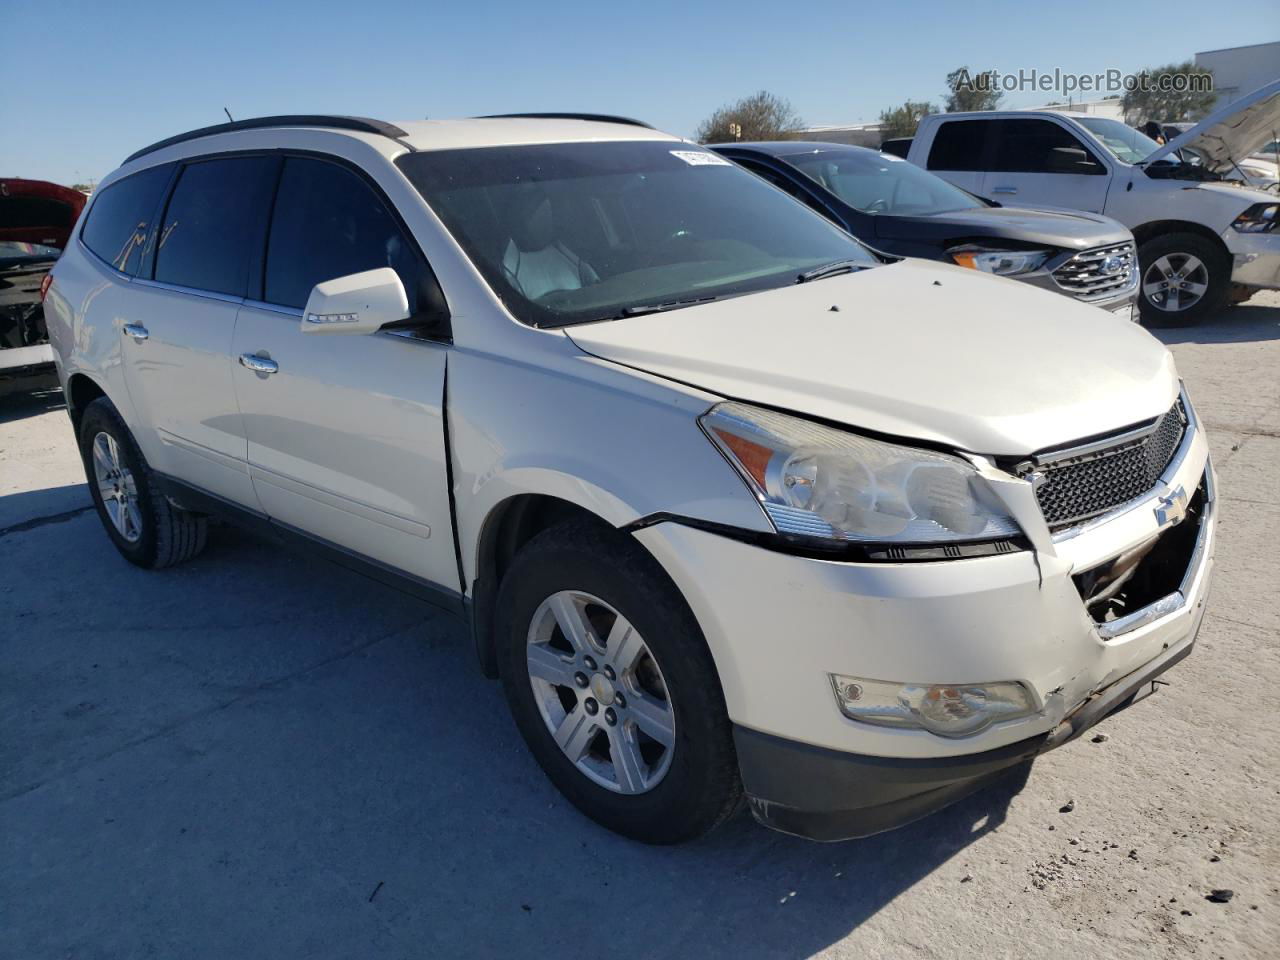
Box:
(713, 141), (1139, 321)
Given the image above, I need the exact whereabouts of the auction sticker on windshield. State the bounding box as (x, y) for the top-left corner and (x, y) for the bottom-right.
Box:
(671, 150), (732, 166)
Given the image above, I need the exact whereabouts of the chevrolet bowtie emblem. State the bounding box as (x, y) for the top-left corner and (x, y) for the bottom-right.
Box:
(1154, 485), (1189, 528)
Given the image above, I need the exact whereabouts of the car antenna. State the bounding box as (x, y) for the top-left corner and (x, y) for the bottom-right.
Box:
(223, 107), (234, 123)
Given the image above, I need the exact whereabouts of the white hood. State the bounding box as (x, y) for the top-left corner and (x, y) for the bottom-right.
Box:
(1145, 79), (1280, 176)
(567, 259), (1178, 457)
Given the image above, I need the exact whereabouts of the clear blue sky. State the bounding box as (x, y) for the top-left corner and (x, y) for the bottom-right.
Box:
(4, 0), (1274, 185)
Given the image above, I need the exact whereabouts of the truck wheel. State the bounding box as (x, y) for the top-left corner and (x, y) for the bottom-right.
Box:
(495, 519), (742, 843)
(78, 397), (208, 569)
(1136, 233), (1229, 328)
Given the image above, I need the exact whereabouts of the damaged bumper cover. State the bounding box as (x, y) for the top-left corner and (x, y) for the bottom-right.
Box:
(734, 631), (1200, 842)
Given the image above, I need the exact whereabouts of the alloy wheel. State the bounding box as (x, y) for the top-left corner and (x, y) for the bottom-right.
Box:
(1142, 253), (1209, 313)
(91, 431), (142, 542)
(526, 590), (676, 794)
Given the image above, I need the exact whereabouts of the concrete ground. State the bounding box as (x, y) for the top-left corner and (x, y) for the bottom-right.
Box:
(3, 294), (1278, 959)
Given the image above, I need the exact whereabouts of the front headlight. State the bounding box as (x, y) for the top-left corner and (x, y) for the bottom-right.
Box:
(701, 403), (1020, 544)
(1231, 202), (1278, 233)
(830, 674), (1037, 737)
(949, 247), (1051, 276)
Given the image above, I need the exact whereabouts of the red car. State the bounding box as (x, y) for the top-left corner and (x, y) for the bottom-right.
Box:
(0, 178), (87, 250)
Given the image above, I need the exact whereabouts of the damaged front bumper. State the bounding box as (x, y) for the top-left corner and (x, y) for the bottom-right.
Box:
(634, 391), (1216, 843)
(733, 631), (1201, 842)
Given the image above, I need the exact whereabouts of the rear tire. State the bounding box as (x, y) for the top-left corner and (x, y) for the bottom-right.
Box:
(78, 397), (208, 569)
(1136, 232), (1230, 328)
(496, 519), (742, 843)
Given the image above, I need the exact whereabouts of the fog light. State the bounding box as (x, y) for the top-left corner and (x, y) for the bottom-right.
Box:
(829, 674), (1036, 738)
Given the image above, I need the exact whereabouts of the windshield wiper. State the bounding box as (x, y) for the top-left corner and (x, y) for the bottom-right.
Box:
(795, 259), (870, 284)
(616, 296), (719, 318)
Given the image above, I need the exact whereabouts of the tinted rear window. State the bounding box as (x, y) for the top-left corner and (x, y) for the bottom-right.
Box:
(0, 196), (75, 229)
(265, 156), (432, 311)
(926, 120), (989, 171)
(155, 156), (273, 296)
(80, 165), (171, 274)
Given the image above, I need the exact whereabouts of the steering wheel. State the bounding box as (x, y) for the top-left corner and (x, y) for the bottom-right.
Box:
(864, 198), (890, 214)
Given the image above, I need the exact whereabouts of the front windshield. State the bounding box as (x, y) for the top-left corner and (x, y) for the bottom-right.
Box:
(1075, 117), (1162, 164)
(783, 147), (979, 215)
(397, 141), (876, 327)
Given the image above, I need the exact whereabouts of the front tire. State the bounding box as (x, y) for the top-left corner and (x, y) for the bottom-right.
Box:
(1136, 232), (1230, 328)
(78, 397), (208, 569)
(495, 519), (742, 843)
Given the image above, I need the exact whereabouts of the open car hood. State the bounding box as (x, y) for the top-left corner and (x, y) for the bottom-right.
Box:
(1143, 79), (1280, 175)
(565, 259), (1177, 457)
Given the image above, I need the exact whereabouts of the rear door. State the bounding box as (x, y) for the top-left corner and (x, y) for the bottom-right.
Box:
(980, 118), (1112, 213)
(230, 154), (459, 592)
(921, 118), (990, 195)
(121, 154), (275, 507)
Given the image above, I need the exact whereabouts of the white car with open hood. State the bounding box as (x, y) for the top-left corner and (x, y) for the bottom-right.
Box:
(909, 80), (1280, 326)
(44, 113), (1216, 843)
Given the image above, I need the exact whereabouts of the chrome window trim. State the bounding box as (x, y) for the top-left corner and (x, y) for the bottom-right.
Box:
(1050, 386), (1197, 544)
(77, 235), (134, 281)
(133, 276), (245, 305)
(242, 299), (303, 318)
(1095, 463), (1214, 640)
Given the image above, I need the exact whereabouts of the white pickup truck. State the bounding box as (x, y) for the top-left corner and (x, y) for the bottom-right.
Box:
(907, 81), (1280, 326)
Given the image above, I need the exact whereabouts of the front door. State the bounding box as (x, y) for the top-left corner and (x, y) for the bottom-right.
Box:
(230, 155), (459, 592)
(121, 155), (275, 507)
(979, 118), (1112, 214)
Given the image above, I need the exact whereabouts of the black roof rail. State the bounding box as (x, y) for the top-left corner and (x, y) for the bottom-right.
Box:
(476, 112), (655, 130)
(124, 115), (413, 164)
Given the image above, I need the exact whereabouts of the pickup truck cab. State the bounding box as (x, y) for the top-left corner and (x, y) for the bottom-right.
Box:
(45, 114), (1215, 844)
(907, 80), (1280, 326)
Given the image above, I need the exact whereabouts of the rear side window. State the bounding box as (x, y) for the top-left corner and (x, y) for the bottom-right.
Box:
(80, 165), (171, 274)
(155, 156), (273, 296)
(926, 121), (990, 171)
(988, 119), (1104, 174)
(264, 156), (432, 312)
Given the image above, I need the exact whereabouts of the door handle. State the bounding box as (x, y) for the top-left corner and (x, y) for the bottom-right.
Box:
(239, 353), (279, 375)
(123, 323), (149, 342)
(992, 186), (1018, 195)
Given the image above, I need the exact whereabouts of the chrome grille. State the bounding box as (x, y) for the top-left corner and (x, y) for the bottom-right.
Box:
(1052, 241), (1137, 301)
(1030, 400), (1187, 529)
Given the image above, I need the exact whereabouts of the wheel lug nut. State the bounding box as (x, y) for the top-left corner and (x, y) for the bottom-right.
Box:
(574, 672), (588, 688)
(605, 708), (617, 726)
(603, 665), (615, 681)
(583, 656), (597, 671)
(584, 698), (598, 715)
(614, 692), (626, 708)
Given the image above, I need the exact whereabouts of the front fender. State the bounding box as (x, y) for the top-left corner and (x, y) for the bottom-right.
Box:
(447, 345), (772, 583)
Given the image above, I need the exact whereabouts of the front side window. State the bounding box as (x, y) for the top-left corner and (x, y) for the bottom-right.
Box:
(155, 156), (273, 296)
(397, 141), (874, 327)
(80, 165), (171, 273)
(1075, 117), (1161, 164)
(784, 148), (979, 216)
(264, 157), (432, 312)
(988, 119), (1105, 175)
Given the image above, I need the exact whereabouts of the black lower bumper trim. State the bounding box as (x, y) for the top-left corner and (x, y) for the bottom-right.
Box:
(736, 638), (1197, 842)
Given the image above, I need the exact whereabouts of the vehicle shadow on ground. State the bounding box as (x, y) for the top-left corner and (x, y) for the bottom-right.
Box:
(1150, 300), (1280, 345)
(4, 516), (1034, 959)
(0, 372), (64, 422)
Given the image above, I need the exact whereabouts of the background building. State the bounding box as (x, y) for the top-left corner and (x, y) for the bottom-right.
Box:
(1195, 41), (1280, 108)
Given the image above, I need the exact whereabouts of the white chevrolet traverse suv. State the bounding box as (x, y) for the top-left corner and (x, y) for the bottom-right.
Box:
(44, 114), (1216, 843)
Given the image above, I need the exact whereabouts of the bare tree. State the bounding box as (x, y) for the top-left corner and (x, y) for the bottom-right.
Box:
(944, 67), (1003, 112)
(1121, 61), (1216, 124)
(878, 100), (937, 140)
(695, 90), (805, 143)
